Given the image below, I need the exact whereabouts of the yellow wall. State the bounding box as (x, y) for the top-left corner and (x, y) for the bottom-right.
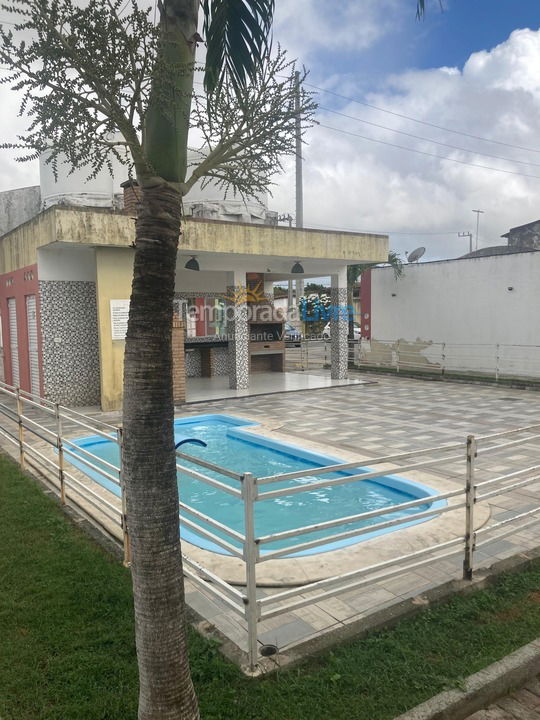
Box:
(0, 210), (56, 273)
(95, 247), (134, 411)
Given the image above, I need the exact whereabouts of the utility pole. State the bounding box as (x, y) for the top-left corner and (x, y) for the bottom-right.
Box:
(472, 210), (484, 251)
(458, 231), (473, 254)
(294, 70), (304, 301)
(295, 70), (303, 230)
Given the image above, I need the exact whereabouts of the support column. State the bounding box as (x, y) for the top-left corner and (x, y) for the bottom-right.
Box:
(227, 271), (249, 389)
(295, 278), (304, 304)
(330, 269), (349, 380)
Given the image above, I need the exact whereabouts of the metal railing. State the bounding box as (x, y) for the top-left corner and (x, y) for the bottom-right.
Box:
(0, 379), (539, 671)
(356, 340), (540, 381)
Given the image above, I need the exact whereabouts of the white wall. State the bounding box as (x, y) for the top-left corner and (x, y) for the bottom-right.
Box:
(37, 245), (96, 282)
(366, 251), (540, 378)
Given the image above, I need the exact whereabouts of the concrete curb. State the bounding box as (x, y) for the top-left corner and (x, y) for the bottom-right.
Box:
(393, 638), (540, 720)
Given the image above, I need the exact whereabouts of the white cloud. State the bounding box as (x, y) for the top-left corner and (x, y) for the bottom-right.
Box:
(270, 27), (540, 260)
(2, 11), (540, 263)
(273, 0), (403, 63)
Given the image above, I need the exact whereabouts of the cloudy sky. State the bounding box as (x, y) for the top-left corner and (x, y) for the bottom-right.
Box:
(2, 0), (540, 260)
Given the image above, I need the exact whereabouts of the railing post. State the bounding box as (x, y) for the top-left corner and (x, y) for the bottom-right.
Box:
(117, 427), (131, 567)
(463, 434), (477, 580)
(15, 387), (25, 469)
(441, 342), (446, 377)
(55, 403), (66, 505)
(495, 343), (500, 382)
(242, 471), (259, 671)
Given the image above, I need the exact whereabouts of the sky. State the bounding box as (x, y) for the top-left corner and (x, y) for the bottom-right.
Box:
(1, 1), (540, 260)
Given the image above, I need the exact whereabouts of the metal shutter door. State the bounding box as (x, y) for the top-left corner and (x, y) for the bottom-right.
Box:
(26, 295), (40, 396)
(8, 298), (19, 387)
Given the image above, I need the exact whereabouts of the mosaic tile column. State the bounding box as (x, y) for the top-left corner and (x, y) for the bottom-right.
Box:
(330, 287), (349, 380)
(227, 285), (250, 389)
(39, 280), (101, 406)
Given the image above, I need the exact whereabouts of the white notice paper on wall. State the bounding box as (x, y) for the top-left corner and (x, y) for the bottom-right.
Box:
(110, 299), (130, 340)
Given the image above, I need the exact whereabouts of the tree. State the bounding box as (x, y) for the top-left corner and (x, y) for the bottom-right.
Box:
(0, 2), (316, 718)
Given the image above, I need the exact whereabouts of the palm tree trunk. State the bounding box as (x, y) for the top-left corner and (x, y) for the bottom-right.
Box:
(122, 181), (199, 720)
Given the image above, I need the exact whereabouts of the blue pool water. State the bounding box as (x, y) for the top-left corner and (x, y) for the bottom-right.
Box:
(68, 414), (444, 557)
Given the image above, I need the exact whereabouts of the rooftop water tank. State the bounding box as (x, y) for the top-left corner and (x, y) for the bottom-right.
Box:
(40, 141), (126, 210)
(184, 150), (270, 225)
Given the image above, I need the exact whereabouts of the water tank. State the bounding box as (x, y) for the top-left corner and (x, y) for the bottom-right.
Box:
(40, 141), (126, 210)
(184, 150), (269, 224)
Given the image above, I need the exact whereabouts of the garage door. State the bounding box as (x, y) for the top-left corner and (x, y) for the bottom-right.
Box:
(8, 298), (19, 387)
(26, 295), (40, 396)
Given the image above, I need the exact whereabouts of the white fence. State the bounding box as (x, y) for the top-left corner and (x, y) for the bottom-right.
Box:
(0, 379), (539, 671)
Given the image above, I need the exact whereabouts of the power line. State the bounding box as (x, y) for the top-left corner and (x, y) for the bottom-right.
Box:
(318, 122), (540, 181)
(319, 106), (540, 169)
(307, 81), (540, 155)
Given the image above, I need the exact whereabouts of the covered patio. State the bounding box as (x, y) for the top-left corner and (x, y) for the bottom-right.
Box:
(172, 219), (388, 404)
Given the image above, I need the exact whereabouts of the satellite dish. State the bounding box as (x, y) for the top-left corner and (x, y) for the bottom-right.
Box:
(407, 246), (426, 263)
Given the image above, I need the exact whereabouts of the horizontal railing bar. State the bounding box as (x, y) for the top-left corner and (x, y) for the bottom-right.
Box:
(259, 536), (463, 608)
(258, 502), (462, 562)
(181, 554), (245, 601)
(475, 506), (540, 537)
(0, 426), (20, 445)
(175, 449), (242, 481)
(63, 446), (121, 487)
(0, 381), (17, 397)
(257, 443), (465, 484)
(0, 401), (22, 421)
(22, 440), (59, 469)
(476, 475), (540, 501)
(257, 453), (464, 500)
(58, 416), (116, 442)
(18, 394), (56, 414)
(57, 404), (118, 431)
(19, 421), (57, 446)
(474, 515), (540, 550)
(62, 437), (121, 475)
(257, 488), (463, 546)
(176, 463), (242, 498)
(19, 413), (57, 439)
(63, 470), (123, 520)
(476, 465), (540, 489)
(179, 515), (243, 558)
(179, 502), (245, 543)
(182, 566), (246, 617)
(260, 544), (464, 619)
(477, 435), (540, 456)
(18, 387), (57, 408)
(477, 423), (540, 443)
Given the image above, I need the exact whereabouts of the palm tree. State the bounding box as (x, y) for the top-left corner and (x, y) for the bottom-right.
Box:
(121, 3), (275, 718)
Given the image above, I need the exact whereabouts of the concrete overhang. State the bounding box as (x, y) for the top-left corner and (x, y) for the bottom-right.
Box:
(0, 205), (389, 274)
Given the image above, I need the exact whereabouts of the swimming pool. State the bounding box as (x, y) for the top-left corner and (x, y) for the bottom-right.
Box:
(68, 414), (445, 557)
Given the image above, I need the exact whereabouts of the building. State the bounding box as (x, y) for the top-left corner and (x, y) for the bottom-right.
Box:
(502, 219), (540, 251)
(0, 163), (388, 410)
(359, 250), (540, 379)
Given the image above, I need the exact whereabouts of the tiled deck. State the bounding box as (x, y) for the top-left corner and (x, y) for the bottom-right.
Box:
(173, 373), (540, 661)
(185, 370), (370, 403)
(7, 372), (540, 666)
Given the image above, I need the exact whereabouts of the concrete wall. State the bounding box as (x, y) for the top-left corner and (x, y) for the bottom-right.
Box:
(0, 186), (41, 238)
(364, 252), (540, 378)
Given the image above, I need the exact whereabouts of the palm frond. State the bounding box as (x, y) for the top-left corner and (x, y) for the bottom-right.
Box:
(416, 0), (444, 20)
(202, 0), (274, 95)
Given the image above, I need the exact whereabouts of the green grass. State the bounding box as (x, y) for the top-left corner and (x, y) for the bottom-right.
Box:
(2, 454), (540, 720)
